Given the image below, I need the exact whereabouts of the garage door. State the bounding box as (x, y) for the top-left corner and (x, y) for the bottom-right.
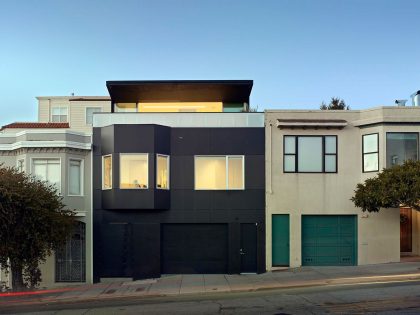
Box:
(161, 224), (228, 274)
(302, 215), (357, 266)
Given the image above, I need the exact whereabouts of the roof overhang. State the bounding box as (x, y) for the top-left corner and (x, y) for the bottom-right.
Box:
(106, 80), (253, 103)
(277, 119), (348, 129)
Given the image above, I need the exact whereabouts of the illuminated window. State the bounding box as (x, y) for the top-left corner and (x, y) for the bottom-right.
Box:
(102, 155), (112, 190)
(156, 154), (170, 189)
(115, 103), (137, 112)
(194, 156), (244, 190)
(386, 133), (418, 167)
(120, 154), (148, 189)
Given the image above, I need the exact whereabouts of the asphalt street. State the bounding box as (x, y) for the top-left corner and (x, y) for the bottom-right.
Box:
(3, 279), (420, 314)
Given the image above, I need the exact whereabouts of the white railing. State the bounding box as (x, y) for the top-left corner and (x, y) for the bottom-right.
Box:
(93, 113), (264, 128)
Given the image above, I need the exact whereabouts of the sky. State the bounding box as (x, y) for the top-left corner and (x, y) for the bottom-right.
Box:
(0, 0), (419, 126)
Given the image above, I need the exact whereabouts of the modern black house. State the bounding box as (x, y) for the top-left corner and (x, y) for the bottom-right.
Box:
(92, 80), (265, 281)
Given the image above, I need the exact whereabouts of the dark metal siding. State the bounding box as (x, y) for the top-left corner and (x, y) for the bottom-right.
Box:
(93, 125), (265, 281)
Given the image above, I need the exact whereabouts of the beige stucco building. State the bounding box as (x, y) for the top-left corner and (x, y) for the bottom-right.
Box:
(0, 96), (110, 288)
(266, 106), (420, 270)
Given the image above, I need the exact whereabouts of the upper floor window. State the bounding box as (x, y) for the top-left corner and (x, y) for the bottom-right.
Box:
(284, 135), (337, 173)
(17, 159), (25, 173)
(102, 155), (112, 190)
(156, 154), (170, 189)
(51, 106), (68, 122)
(195, 156), (244, 190)
(86, 107), (102, 125)
(115, 103), (137, 112)
(362, 133), (379, 172)
(33, 159), (61, 193)
(69, 159), (83, 196)
(120, 154), (148, 189)
(386, 133), (418, 167)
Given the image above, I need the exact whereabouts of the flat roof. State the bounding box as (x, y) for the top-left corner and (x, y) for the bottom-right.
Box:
(106, 80), (253, 103)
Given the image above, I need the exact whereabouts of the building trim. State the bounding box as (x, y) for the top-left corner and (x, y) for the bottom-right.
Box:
(0, 141), (91, 151)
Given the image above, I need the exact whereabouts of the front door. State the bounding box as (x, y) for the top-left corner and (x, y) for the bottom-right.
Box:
(400, 207), (412, 252)
(272, 214), (290, 266)
(240, 223), (257, 273)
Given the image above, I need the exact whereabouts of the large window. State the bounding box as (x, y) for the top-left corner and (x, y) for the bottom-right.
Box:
(85, 107), (102, 125)
(51, 106), (68, 122)
(195, 156), (244, 190)
(102, 155), (112, 190)
(156, 154), (170, 189)
(69, 159), (83, 196)
(386, 133), (418, 167)
(362, 133), (379, 172)
(284, 136), (337, 173)
(120, 154), (148, 189)
(33, 159), (61, 193)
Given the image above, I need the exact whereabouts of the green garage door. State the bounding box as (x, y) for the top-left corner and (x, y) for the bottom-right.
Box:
(302, 215), (357, 266)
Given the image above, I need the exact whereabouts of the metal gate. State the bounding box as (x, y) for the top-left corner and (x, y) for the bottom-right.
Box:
(55, 221), (86, 282)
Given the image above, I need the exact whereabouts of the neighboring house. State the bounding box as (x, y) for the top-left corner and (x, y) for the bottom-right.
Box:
(92, 81), (265, 281)
(37, 96), (111, 132)
(266, 106), (420, 270)
(0, 96), (111, 288)
(0, 123), (92, 287)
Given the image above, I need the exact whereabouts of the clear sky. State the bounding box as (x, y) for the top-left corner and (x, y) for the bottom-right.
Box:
(0, 0), (419, 126)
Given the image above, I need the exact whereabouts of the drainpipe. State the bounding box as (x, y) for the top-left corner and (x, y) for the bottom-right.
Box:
(267, 120), (273, 194)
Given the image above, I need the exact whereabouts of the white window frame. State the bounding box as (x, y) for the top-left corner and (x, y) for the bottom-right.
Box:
(194, 155), (245, 191)
(30, 157), (62, 194)
(85, 106), (102, 125)
(119, 153), (149, 190)
(68, 158), (84, 196)
(16, 158), (25, 173)
(156, 154), (170, 190)
(102, 154), (112, 190)
(50, 105), (69, 123)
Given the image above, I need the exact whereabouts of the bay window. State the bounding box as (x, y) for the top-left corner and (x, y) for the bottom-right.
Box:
(156, 154), (170, 189)
(362, 133), (379, 172)
(33, 159), (61, 192)
(120, 154), (148, 189)
(195, 155), (244, 190)
(102, 155), (112, 190)
(69, 159), (83, 196)
(386, 133), (418, 167)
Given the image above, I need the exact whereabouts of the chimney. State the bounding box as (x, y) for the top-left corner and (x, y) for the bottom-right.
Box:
(410, 91), (420, 106)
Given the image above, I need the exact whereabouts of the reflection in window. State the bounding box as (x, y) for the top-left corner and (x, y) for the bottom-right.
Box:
(86, 107), (102, 124)
(363, 134), (379, 172)
(102, 155), (112, 189)
(386, 133), (418, 167)
(195, 156), (244, 190)
(120, 154), (148, 189)
(33, 159), (61, 192)
(156, 155), (169, 189)
(69, 159), (82, 195)
(284, 136), (337, 173)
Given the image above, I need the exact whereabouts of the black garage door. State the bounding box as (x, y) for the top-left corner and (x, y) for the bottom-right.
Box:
(161, 224), (228, 274)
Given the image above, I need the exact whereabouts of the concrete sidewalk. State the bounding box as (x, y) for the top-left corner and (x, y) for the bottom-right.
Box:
(1, 261), (420, 308)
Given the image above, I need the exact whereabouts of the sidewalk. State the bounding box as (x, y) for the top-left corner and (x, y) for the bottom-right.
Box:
(1, 261), (420, 308)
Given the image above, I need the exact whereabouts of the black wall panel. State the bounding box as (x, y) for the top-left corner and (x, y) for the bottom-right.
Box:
(93, 125), (265, 281)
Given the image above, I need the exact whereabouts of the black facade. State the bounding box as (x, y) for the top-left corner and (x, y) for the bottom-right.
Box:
(93, 124), (265, 281)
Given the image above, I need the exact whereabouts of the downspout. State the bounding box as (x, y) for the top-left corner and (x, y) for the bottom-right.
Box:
(267, 120), (273, 194)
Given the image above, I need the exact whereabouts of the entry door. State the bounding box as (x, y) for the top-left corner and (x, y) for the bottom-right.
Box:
(272, 214), (290, 266)
(240, 223), (257, 273)
(400, 208), (412, 252)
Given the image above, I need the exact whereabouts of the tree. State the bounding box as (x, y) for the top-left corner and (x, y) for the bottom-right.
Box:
(351, 160), (420, 212)
(320, 97), (350, 110)
(0, 164), (75, 291)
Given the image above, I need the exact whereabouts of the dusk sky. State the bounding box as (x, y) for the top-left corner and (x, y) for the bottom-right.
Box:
(1, 0), (419, 126)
